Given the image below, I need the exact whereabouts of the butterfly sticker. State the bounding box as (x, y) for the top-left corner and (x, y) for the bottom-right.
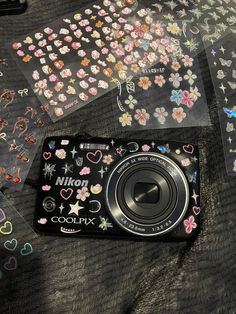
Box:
(219, 58), (232, 67)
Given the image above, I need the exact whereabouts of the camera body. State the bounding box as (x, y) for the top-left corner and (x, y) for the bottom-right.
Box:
(35, 135), (200, 240)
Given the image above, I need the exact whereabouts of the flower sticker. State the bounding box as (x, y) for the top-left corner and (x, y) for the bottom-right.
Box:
(181, 90), (193, 108)
(154, 75), (166, 87)
(184, 70), (197, 85)
(182, 55), (193, 67)
(134, 109), (150, 126)
(184, 216), (197, 234)
(103, 155), (114, 165)
(119, 112), (132, 127)
(170, 90), (183, 105)
(154, 107), (168, 124)
(124, 95), (138, 109)
(167, 23), (181, 35)
(76, 187), (90, 202)
(190, 86), (201, 102)
(138, 76), (152, 90)
(142, 144), (151, 152)
(169, 73), (183, 88)
(172, 107), (186, 123)
(55, 149), (66, 159)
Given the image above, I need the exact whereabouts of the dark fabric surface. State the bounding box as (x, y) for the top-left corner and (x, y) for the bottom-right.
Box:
(0, 1), (236, 313)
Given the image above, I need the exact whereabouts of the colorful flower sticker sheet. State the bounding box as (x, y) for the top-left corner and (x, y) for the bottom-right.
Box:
(10, 0), (182, 122)
(113, 21), (210, 130)
(0, 47), (49, 190)
(0, 192), (39, 286)
(202, 27), (236, 175)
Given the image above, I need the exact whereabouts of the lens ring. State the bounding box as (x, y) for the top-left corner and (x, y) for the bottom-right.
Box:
(105, 153), (189, 237)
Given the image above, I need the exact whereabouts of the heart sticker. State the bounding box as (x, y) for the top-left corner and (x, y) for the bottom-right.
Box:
(4, 239), (18, 251)
(193, 206), (201, 215)
(86, 150), (103, 164)
(43, 152), (52, 160)
(0, 208), (6, 223)
(0, 221), (13, 235)
(183, 145), (194, 154)
(60, 188), (73, 200)
(4, 256), (17, 271)
(20, 243), (33, 256)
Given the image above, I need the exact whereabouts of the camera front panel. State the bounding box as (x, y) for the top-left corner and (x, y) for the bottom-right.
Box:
(34, 136), (200, 240)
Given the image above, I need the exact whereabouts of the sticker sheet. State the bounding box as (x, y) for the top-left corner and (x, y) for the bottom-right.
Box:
(10, 0), (184, 122)
(113, 20), (210, 130)
(0, 192), (39, 287)
(0, 47), (49, 190)
(151, 0), (236, 50)
(202, 27), (236, 175)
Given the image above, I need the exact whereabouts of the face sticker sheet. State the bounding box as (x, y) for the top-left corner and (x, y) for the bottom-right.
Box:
(0, 41), (49, 190)
(10, 0), (182, 122)
(0, 192), (39, 288)
(202, 27), (236, 175)
(113, 20), (210, 130)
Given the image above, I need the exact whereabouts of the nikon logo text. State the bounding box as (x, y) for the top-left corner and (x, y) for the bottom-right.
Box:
(55, 177), (88, 187)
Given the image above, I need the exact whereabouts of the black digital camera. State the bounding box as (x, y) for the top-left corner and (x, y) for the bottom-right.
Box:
(34, 135), (201, 240)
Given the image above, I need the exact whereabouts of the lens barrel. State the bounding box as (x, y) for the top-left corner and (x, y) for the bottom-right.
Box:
(105, 153), (189, 237)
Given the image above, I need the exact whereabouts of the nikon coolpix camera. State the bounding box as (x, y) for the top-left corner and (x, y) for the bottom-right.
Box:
(34, 135), (201, 240)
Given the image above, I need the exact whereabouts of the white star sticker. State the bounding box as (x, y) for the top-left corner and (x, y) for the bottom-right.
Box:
(220, 46), (226, 54)
(68, 201), (84, 216)
(213, 61), (217, 66)
(219, 83), (226, 94)
(111, 139), (115, 146)
(228, 137), (232, 144)
(151, 142), (155, 148)
(70, 146), (78, 159)
(224, 97), (228, 103)
(191, 190), (199, 205)
(98, 166), (105, 179)
(59, 203), (64, 214)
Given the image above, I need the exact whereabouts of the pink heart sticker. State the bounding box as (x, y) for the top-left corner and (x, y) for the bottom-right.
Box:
(86, 150), (103, 164)
(193, 206), (201, 215)
(183, 145), (194, 154)
(60, 188), (73, 200)
(43, 152), (52, 160)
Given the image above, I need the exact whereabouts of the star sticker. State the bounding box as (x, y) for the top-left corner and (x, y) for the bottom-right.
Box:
(70, 146), (78, 159)
(91, 15), (97, 20)
(219, 83), (226, 93)
(68, 201), (84, 216)
(191, 190), (199, 205)
(69, 78), (75, 84)
(111, 139), (115, 146)
(151, 142), (155, 148)
(59, 203), (64, 214)
(62, 163), (73, 175)
(211, 49), (216, 56)
(228, 137), (232, 144)
(224, 97), (228, 103)
(98, 166), (106, 179)
(213, 61), (217, 66)
(121, 37), (127, 43)
(220, 46), (226, 54)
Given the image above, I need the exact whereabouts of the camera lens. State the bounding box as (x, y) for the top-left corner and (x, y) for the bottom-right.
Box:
(105, 153), (189, 237)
